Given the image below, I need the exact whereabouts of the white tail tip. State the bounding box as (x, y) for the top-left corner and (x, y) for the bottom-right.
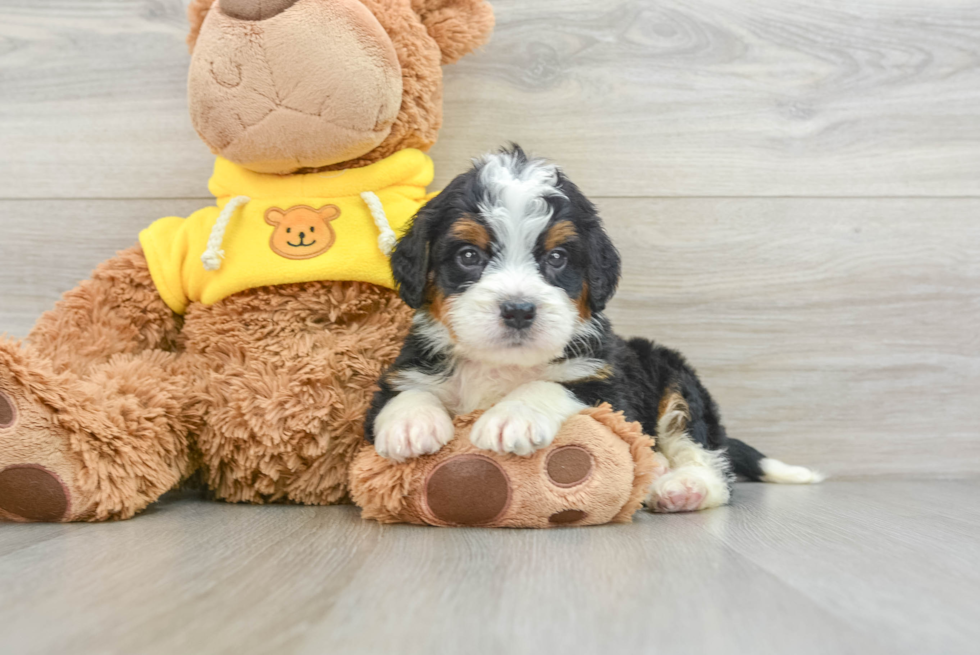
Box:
(760, 458), (826, 484)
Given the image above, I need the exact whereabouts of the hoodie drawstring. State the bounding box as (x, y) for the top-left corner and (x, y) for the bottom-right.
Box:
(361, 191), (397, 257)
(201, 195), (250, 271)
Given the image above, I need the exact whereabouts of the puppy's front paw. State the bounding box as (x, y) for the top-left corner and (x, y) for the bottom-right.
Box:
(470, 401), (562, 457)
(374, 404), (454, 463)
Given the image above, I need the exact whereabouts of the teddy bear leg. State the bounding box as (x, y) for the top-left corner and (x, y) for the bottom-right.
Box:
(0, 247), (194, 521)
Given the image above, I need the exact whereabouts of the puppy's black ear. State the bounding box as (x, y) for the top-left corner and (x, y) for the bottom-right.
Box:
(392, 170), (475, 308)
(557, 172), (622, 313)
(390, 208), (433, 309)
(585, 223), (622, 313)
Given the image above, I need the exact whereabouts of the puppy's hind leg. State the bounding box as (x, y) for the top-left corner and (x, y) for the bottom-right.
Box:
(646, 392), (732, 513)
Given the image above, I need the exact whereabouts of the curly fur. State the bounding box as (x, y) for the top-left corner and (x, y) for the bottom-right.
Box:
(412, 0), (495, 64)
(184, 281), (413, 505)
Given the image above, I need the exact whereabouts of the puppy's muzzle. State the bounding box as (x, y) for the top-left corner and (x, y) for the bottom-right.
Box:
(500, 301), (536, 330)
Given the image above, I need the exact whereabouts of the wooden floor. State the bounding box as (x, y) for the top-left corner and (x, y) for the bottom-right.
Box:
(0, 480), (976, 655)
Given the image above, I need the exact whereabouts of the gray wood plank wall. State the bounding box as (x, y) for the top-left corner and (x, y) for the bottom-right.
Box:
(1, 0), (978, 477)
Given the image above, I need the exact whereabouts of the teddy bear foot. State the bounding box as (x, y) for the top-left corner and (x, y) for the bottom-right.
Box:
(352, 406), (661, 528)
(0, 348), (83, 522)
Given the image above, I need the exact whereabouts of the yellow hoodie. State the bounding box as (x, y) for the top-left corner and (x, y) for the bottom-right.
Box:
(139, 149), (434, 314)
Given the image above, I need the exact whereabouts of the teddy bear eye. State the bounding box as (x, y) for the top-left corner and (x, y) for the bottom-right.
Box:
(310, 226), (315, 233)
(286, 228), (291, 234)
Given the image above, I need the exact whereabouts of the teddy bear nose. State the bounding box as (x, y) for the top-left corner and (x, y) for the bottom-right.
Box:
(220, 0), (299, 21)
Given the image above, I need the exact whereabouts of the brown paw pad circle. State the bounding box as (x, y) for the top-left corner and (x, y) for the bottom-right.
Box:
(0, 465), (70, 522)
(549, 509), (587, 525)
(424, 455), (511, 526)
(0, 391), (15, 429)
(546, 446), (594, 487)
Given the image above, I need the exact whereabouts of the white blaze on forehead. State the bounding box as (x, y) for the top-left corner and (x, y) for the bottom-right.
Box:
(477, 151), (565, 265)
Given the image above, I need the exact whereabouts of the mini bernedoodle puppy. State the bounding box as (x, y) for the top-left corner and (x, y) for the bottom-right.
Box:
(366, 146), (822, 512)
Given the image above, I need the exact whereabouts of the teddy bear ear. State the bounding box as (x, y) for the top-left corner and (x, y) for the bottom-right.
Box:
(265, 208), (285, 226)
(411, 0), (495, 65)
(317, 205), (341, 221)
(187, 0), (217, 53)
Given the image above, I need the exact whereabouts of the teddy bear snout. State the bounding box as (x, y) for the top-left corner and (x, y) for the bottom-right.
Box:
(220, 0), (299, 21)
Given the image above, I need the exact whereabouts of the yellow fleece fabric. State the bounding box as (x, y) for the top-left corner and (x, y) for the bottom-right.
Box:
(139, 149), (434, 314)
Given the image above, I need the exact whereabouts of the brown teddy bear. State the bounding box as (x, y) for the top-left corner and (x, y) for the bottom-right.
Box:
(0, 0), (495, 522)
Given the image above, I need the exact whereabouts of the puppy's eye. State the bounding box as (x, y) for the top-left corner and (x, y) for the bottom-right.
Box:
(546, 248), (568, 270)
(310, 226), (315, 233)
(286, 228), (292, 234)
(456, 246), (484, 269)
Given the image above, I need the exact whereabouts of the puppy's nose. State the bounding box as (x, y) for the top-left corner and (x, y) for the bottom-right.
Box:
(220, 0), (299, 21)
(500, 302), (536, 330)
(298, 232), (306, 240)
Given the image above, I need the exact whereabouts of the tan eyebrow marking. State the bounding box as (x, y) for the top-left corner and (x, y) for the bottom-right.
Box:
(450, 216), (490, 249)
(428, 287), (449, 324)
(544, 220), (578, 251)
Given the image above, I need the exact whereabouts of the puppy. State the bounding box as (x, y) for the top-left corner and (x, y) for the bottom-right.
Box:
(365, 146), (822, 512)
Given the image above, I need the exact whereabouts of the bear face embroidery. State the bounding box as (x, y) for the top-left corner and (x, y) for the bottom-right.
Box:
(265, 205), (341, 260)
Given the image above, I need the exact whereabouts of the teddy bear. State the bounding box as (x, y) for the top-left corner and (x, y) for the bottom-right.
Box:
(0, 0), (495, 522)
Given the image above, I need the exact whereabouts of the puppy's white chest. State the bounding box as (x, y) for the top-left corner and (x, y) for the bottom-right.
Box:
(441, 361), (547, 414)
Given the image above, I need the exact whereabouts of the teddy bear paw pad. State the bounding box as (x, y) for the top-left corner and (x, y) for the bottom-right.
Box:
(546, 446), (594, 487)
(0, 390), (16, 429)
(549, 509), (587, 525)
(424, 455), (511, 526)
(0, 465), (70, 522)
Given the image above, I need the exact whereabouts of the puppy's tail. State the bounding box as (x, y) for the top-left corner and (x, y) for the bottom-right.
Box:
(728, 438), (825, 484)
